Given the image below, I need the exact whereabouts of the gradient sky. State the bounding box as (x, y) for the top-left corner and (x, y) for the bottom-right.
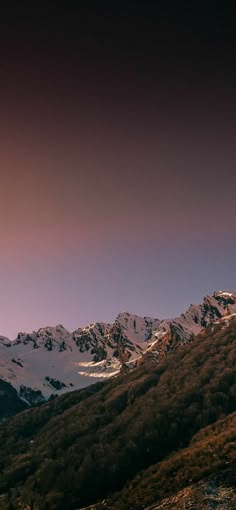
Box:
(0, 4), (235, 338)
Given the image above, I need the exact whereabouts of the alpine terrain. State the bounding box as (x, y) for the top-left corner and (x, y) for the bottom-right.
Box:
(0, 291), (236, 414)
(0, 296), (235, 509)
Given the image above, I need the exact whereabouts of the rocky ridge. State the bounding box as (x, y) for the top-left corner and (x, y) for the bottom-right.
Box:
(0, 291), (235, 409)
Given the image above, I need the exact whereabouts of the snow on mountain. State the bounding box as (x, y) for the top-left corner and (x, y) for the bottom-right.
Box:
(0, 291), (235, 406)
(114, 312), (160, 344)
(0, 316), (160, 405)
(144, 290), (236, 358)
(71, 314), (160, 377)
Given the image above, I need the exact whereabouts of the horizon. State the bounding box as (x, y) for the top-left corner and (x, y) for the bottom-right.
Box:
(0, 5), (235, 340)
(2, 288), (235, 340)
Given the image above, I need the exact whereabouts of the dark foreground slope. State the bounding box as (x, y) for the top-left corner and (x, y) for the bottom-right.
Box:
(0, 319), (235, 510)
(146, 464), (236, 510)
(108, 411), (236, 509)
(0, 379), (28, 419)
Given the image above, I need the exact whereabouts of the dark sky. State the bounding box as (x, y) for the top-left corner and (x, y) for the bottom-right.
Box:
(0, 3), (236, 337)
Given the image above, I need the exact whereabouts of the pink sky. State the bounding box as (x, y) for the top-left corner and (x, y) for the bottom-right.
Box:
(0, 42), (235, 338)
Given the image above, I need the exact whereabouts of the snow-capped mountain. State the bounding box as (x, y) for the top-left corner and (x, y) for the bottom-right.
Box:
(142, 290), (236, 358)
(0, 315), (160, 407)
(0, 291), (235, 410)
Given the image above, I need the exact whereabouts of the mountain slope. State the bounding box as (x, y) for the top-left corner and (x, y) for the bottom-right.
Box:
(151, 470), (236, 510)
(0, 291), (235, 408)
(0, 379), (28, 419)
(144, 290), (236, 357)
(108, 411), (236, 509)
(0, 316), (235, 509)
(0, 316), (158, 407)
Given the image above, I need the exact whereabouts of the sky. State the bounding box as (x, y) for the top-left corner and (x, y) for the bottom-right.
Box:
(0, 4), (236, 338)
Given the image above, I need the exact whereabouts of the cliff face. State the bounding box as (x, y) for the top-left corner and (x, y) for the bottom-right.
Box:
(0, 291), (235, 409)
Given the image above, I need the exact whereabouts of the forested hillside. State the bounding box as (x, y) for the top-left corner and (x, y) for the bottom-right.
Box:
(0, 319), (235, 509)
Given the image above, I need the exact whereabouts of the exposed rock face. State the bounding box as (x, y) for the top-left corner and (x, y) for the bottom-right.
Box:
(0, 291), (235, 408)
(141, 291), (236, 361)
(19, 385), (46, 406)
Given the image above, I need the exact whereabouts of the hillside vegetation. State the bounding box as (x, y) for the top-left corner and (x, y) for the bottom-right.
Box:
(0, 320), (235, 509)
(0, 379), (27, 419)
(108, 411), (236, 509)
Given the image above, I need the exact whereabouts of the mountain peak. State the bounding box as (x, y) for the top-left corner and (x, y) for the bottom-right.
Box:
(0, 290), (236, 407)
(213, 290), (236, 300)
(36, 324), (70, 336)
